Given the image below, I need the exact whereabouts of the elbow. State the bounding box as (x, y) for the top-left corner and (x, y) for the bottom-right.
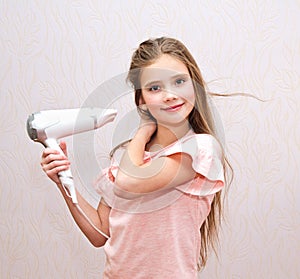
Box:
(114, 172), (127, 191)
(89, 236), (107, 248)
(91, 242), (105, 248)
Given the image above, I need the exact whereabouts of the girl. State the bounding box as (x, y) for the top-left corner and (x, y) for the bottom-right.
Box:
(41, 37), (229, 278)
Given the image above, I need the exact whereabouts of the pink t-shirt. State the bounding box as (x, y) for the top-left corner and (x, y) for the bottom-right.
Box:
(94, 131), (224, 278)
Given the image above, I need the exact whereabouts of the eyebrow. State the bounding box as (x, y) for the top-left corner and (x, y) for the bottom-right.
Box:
(142, 73), (190, 88)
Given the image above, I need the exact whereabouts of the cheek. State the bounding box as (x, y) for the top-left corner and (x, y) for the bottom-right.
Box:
(178, 84), (195, 106)
(141, 91), (160, 105)
(140, 92), (161, 117)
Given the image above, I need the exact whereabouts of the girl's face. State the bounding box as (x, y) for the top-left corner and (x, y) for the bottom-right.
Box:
(140, 54), (195, 126)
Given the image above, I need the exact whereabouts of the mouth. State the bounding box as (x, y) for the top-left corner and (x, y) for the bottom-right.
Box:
(161, 103), (184, 112)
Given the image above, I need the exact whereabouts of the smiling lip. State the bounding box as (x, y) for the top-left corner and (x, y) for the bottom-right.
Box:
(162, 103), (184, 111)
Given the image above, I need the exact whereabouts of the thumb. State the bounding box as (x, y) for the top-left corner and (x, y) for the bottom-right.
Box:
(59, 141), (68, 157)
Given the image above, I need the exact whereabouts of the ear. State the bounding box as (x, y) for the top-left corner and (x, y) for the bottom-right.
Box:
(138, 95), (145, 105)
(137, 96), (149, 116)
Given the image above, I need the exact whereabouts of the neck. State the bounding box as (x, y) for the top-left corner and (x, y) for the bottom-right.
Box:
(147, 120), (191, 151)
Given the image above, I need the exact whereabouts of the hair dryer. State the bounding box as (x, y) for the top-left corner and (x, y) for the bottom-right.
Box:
(26, 107), (117, 204)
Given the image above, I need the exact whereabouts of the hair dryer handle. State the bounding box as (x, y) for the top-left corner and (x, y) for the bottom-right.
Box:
(44, 138), (78, 203)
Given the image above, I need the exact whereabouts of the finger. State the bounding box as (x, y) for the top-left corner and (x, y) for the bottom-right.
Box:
(41, 155), (69, 174)
(44, 163), (70, 173)
(42, 147), (60, 157)
(44, 165), (70, 184)
(41, 159), (70, 174)
(138, 104), (152, 120)
(139, 104), (148, 111)
(41, 152), (68, 166)
(59, 141), (68, 156)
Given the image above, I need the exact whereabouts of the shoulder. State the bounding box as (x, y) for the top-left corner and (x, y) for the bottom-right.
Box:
(157, 131), (223, 160)
(182, 132), (223, 157)
(154, 131), (224, 182)
(182, 132), (220, 146)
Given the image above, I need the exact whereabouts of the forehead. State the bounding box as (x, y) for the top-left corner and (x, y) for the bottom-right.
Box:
(140, 54), (189, 85)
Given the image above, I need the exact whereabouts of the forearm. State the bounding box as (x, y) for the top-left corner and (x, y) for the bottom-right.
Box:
(115, 129), (167, 191)
(115, 133), (196, 194)
(57, 183), (108, 247)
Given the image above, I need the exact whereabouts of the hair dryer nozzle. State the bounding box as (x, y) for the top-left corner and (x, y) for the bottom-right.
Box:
(26, 114), (38, 141)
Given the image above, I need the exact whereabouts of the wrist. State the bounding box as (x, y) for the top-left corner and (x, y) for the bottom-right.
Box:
(134, 128), (152, 144)
(57, 182), (73, 201)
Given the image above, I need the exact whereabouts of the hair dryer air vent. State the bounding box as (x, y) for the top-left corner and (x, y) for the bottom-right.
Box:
(26, 114), (38, 141)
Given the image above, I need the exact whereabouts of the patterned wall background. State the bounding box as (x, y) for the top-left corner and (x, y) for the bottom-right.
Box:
(1, 0), (299, 278)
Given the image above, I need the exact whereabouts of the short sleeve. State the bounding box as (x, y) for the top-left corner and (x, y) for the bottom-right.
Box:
(155, 133), (225, 196)
(93, 167), (116, 207)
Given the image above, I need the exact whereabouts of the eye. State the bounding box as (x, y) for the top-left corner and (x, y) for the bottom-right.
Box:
(149, 85), (161, 92)
(175, 78), (185, 86)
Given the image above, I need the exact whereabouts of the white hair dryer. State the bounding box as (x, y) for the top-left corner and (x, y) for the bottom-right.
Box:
(26, 107), (117, 204)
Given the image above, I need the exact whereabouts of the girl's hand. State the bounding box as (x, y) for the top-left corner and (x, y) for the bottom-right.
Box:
(137, 105), (157, 143)
(40, 141), (70, 184)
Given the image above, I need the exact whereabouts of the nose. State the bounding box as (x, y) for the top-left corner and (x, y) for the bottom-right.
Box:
(163, 89), (178, 102)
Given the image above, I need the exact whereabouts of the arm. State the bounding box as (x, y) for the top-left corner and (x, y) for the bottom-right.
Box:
(115, 127), (197, 194)
(41, 142), (110, 247)
(57, 183), (110, 247)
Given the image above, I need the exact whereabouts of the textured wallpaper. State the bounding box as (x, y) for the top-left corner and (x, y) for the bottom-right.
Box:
(1, 0), (299, 278)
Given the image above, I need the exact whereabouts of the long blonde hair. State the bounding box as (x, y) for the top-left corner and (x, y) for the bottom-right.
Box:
(125, 37), (232, 268)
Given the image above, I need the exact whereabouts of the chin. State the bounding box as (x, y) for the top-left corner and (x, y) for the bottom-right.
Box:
(157, 116), (190, 127)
